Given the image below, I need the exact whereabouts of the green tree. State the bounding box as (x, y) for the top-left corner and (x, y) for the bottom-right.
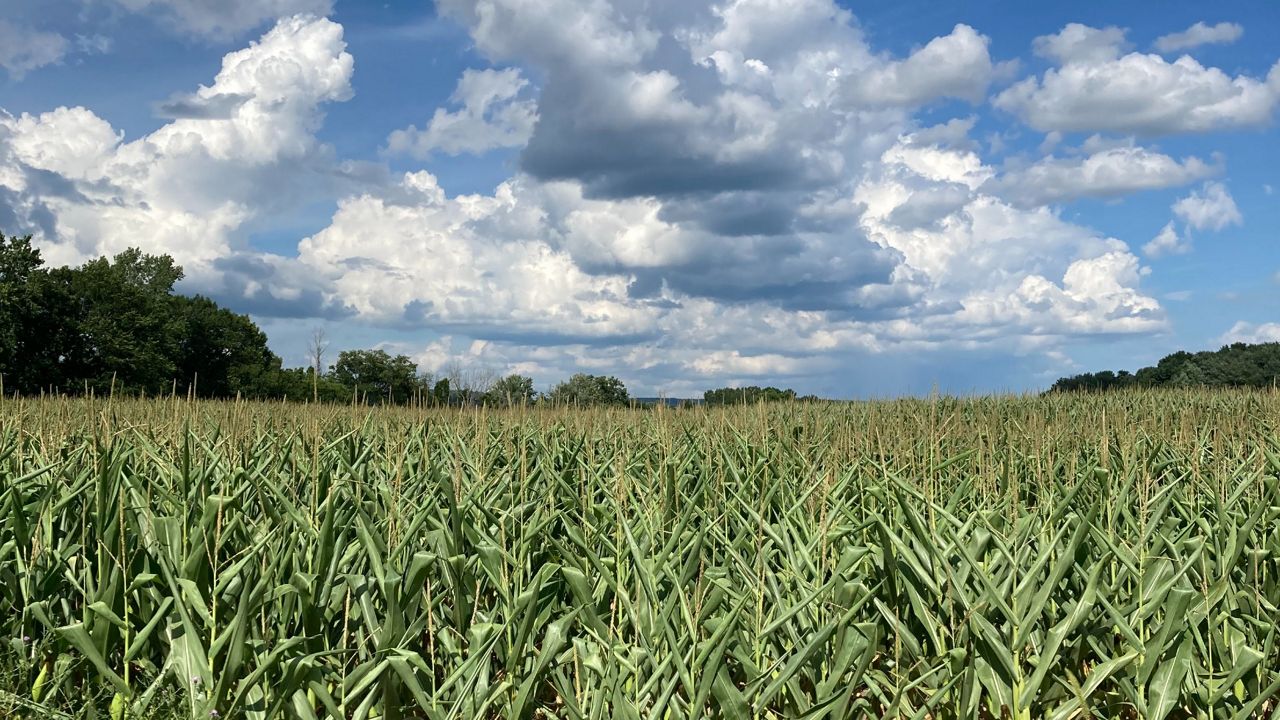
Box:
(703, 386), (798, 405)
(432, 378), (451, 406)
(1169, 361), (1207, 387)
(60, 248), (185, 395)
(331, 349), (421, 404)
(0, 235), (45, 390)
(170, 295), (281, 398)
(263, 366), (351, 403)
(485, 374), (537, 406)
(547, 374), (629, 406)
(1052, 343), (1280, 392)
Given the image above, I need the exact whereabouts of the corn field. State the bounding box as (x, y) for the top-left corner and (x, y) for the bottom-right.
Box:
(2, 391), (1279, 719)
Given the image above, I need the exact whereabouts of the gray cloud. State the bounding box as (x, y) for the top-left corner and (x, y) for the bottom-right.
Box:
(886, 183), (972, 229)
(207, 253), (355, 319)
(155, 92), (253, 120)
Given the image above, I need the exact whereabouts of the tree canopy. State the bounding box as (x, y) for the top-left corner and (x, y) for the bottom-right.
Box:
(0, 234), (355, 402)
(703, 385), (798, 405)
(547, 374), (630, 406)
(486, 374), (537, 407)
(331, 349), (423, 405)
(1051, 343), (1280, 392)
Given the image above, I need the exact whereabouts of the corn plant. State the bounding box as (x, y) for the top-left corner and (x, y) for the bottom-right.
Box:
(0, 389), (1278, 718)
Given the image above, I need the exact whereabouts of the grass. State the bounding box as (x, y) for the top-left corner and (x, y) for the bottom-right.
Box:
(1, 389), (1278, 718)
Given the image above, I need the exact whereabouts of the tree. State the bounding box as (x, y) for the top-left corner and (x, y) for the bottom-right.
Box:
(703, 386), (797, 405)
(1169, 361), (1206, 388)
(170, 295), (280, 398)
(60, 248), (185, 395)
(263, 366), (351, 403)
(0, 235), (44, 389)
(308, 327), (330, 374)
(485, 374), (536, 407)
(548, 374), (629, 406)
(308, 327), (330, 402)
(1051, 343), (1280, 392)
(331, 349), (421, 404)
(432, 377), (451, 406)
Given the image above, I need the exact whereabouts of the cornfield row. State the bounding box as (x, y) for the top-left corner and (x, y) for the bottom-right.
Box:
(1, 390), (1279, 718)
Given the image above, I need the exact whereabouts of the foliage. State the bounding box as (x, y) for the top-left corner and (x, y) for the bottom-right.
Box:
(432, 377), (451, 407)
(2, 391), (1280, 718)
(703, 385), (798, 405)
(0, 235), (280, 398)
(169, 295), (280, 398)
(547, 373), (629, 406)
(0, 235), (435, 406)
(330, 349), (424, 405)
(484, 374), (537, 406)
(1052, 342), (1280, 392)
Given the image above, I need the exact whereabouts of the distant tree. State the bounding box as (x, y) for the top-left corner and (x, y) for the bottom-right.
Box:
(703, 386), (797, 405)
(1170, 361), (1206, 388)
(485, 374), (537, 406)
(1051, 343), (1280, 392)
(264, 366), (350, 403)
(308, 327), (329, 374)
(432, 378), (451, 407)
(548, 374), (629, 406)
(331, 349), (420, 404)
(307, 327), (329, 402)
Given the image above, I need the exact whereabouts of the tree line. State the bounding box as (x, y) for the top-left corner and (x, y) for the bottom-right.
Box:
(1050, 342), (1280, 392)
(702, 385), (821, 405)
(0, 235), (635, 405)
(0, 234), (820, 406)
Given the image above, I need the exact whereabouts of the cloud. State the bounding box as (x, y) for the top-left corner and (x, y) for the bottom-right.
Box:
(1142, 222), (1190, 258)
(385, 68), (537, 158)
(987, 145), (1217, 207)
(1154, 21), (1243, 54)
(852, 138), (1164, 339)
(154, 92), (253, 120)
(996, 23), (1280, 135)
(845, 24), (996, 106)
(1032, 23), (1128, 65)
(1173, 181), (1242, 230)
(0, 15), (356, 284)
(0, 20), (70, 79)
(1220, 321), (1280, 345)
(1, 4), (1175, 394)
(415, 0), (1012, 321)
(284, 128), (1165, 380)
(108, 0), (334, 39)
(293, 172), (660, 340)
(439, 0), (992, 209)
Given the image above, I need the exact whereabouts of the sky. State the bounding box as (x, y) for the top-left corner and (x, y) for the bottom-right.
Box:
(1, 0), (1278, 398)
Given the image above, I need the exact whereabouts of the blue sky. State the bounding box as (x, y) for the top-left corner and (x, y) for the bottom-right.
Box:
(1, 0), (1277, 397)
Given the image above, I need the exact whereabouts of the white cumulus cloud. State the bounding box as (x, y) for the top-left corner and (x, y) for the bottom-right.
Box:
(1173, 181), (1242, 231)
(1220, 321), (1280, 345)
(0, 15), (357, 289)
(997, 23), (1280, 135)
(386, 68), (537, 158)
(1154, 21), (1243, 54)
(1142, 222), (1191, 258)
(1032, 23), (1128, 65)
(987, 145), (1217, 207)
